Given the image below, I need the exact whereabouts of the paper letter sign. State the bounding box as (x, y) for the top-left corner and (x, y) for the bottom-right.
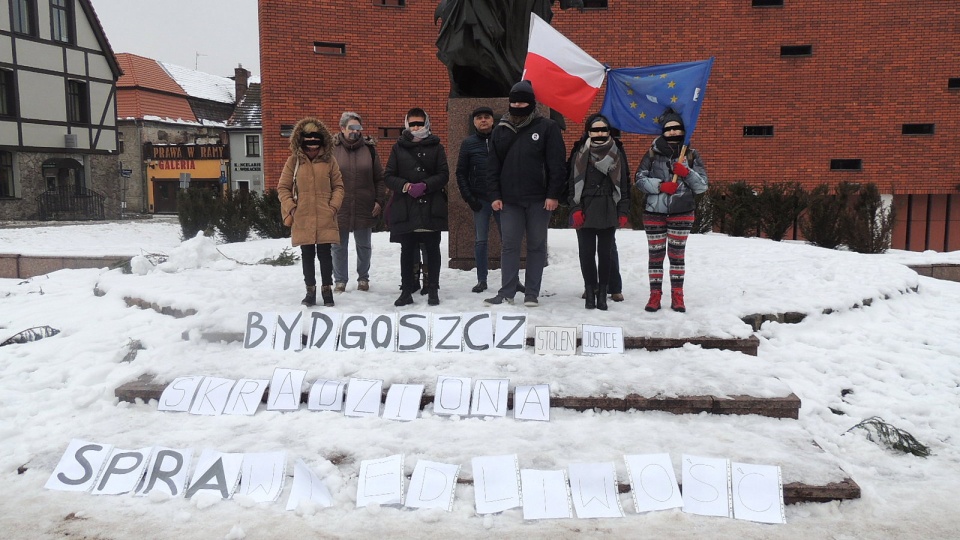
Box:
(307, 379), (346, 412)
(472, 454), (521, 514)
(514, 385), (550, 421)
(568, 462), (625, 518)
(45, 439), (114, 492)
(731, 462), (785, 524)
(682, 454), (732, 518)
(581, 324), (624, 355)
(397, 313), (429, 352)
(405, 460), (460, 511)
(337, 315), (368, 351)
(273, 312), (304, 351)
(434, 376), (471, 416)
(344, 378), (383, 418)
(189, 377), (235, 416)
(223, 379), (268, 415)
(91, 447), (152, 495)
(307, 312), (342, 351)
(356, 454), (405, 507)
(494, 313), (526, 350)
(286, 458), (334, 511)
(431, 314), (463, 352)
(521, 469), (572, 519)
(383, 384), (424, 422)
(267, 368), (306, 411)
(471, 379), (509, 417)
(534, 327), (577, 355)
(239, 452), (286, 503)
(244, 311), (276, 350)
(462, 312), (494, 352)
(137, 447), (193, 497)
(157, 376), (203, 412)
(625, 453), (683, 513)
(185, 449), (243, 500)
(366, 314), (397, 351)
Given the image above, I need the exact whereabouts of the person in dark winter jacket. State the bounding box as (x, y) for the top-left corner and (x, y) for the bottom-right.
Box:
(455, 106), (499, 293)
(384, 108), (450, 307)
(568, 114), (631, 310)
(484, 80), (566, 308)
(634, 109), (708, 313)
(331, 111), (385, 293)
(568, 114), (629, 304)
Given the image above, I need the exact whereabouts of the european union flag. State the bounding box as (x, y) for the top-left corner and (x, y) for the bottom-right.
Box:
(599, 58), (714, 144)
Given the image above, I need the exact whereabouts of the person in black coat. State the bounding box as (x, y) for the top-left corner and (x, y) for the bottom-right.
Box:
(384, 108), (450, 307)
(455, 106), (498, 293)
(567, 114), (631, 310)
(484, 80), (567, 307)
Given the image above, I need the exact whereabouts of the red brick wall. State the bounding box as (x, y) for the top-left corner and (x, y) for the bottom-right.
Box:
(260, 1), (960, 245)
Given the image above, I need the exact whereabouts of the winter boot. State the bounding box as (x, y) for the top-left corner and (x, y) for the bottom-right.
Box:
(584, 282), (596, 309)
(301, 285), (317, 307)
(411, 263), (422, 294)
(395, 288), (414, 307)
(644, 290), (662, 312)
(427, 285), (440, 306)
(671, 289), (686, 312)
(596, 285), (608, 311)
(321, 285), (335, 307)
(420, 267), (430, 295)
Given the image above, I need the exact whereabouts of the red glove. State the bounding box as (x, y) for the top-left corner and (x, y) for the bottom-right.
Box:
(572, 210), (585, 229)
(659, 181), (678, 195)
(673, 161), (690, 177)
(618, 215), (629, 228)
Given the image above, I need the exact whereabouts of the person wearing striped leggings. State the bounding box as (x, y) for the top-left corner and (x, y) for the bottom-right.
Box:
(634, 110), (709, 312)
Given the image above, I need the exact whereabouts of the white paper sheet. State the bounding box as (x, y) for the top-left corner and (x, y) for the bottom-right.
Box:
(286, 458), (333, 510)
(493, 313), (526, 351)
(382, 384), (424, 421)
(520, 469), (572, 519)
(681, 454), (732, 518)
(434, 376), (472, 416)
(731, 462), (785, 524)
(470, 379), (509, 417)
(514, 384), (550, 421)
(238, 451), (286, 503)
(365, 313), (397, 351)
(581, 324), (624, 354)
(343, 378), (382, 418)
(157, 376), (203, 412)
(568, 462), (624, 518)
(136, 447), (193, 497)
(461, 311), (494, 352)
(396, 313), (430, 352)
(272, 311), (303, 351)
(44, 439), (114, 492)
(356, 454), (405, 507)
(188, 377), (235, 416)
(405, 460), (460, 511)
(91, 447), (152, 495)
(624, 453), (683, 513)
(223, 379), (269, 415)
(533, 326), (577, 355)
(243, 311), (276, 350)
(307, 379), (346, 412)
(266, 368), (306, 411)
(185, 449), (243, 499)
(431, 314), (464, 352)
(472, 454), (521, 514)
(306, 311), (342, 351)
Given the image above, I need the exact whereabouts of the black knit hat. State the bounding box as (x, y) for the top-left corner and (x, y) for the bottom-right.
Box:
(660, 110), (685, 131)
(471, 106), (494, 118)
(509, 80), (536, 105)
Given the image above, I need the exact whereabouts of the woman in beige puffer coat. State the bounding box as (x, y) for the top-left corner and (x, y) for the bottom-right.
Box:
(278, 117), (345, 307)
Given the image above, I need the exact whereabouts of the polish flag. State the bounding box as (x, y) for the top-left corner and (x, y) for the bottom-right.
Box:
(522, 14), (606, 122)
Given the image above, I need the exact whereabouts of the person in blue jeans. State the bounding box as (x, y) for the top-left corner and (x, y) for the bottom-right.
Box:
(456, 106), (500, 293)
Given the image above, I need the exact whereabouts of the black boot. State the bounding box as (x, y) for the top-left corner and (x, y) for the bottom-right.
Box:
(420, 267), (430, 295)
(584, 282), (596, 309)
(395, 288), (414, 307)
(410, 263), (422, 294)
(301, 285), (316, 307)
(321, 285), (334, 307)
(596, 284), (608, 311)
(427, 285), (440, 306)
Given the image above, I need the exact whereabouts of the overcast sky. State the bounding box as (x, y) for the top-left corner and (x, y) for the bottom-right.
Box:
(89, 0), (260, 78)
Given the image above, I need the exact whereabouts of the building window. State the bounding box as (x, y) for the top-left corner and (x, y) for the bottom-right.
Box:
(580, 0), (609, 8)
(781, 45), (813, 57)
(902, 123), (934, 135)
(379, 127), (403, 138)
(245, 134), (261, 157)
(67, 80), (89, 124)
(117, 132), (124, 154)
(313, 42), (346, 55)
(743, 125), (774, 137)
(0, 69), (16, 118)
(948, 78), (960, 89)
(752, 0), (783, 6)
(830, 159), (862, 171)
(0, 151), (18, 198)
(374, 0), (405, 6)
(12, 0), (38, 36)
(50, 0), (74, 44)
(280, 124), (294, 137)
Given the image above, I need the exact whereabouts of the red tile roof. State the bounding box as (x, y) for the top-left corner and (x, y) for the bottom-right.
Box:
(116, 53), (197, 121)
(116, 53), (185, 95)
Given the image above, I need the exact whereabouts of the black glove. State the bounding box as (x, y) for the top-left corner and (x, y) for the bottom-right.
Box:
(468, 198), (483, 212)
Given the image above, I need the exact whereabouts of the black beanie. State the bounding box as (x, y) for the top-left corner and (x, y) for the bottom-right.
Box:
(660, 111), (685, 132)
(471, 106), (494, 118)
(509, 80), (536, 105)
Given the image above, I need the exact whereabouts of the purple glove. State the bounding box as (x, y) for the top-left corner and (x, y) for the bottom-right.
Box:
(407, 182), (427, 198)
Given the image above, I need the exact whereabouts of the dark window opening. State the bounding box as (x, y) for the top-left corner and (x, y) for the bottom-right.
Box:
(12, 0), (38, 36)
(50, 0), (74, 44)
(117, 132), (124, 154)
(830, 159), (862, 171)
(374, 0), (405, 6)
(743, 125), (774, 137)
(314, 42), (346, 55)
(781, 45), (813, 56)
(0, 69), (16, 118)
(0, 151), (15, 198)
(379, 127), (403, 139)
(902, 123), (935, 135)
(948, 78), (960, 89)
(580, 0), (609, 8)
(245, 135), (261, 157)
(280, 124), (294, 137)
(67, 80), (89, 124)
(752, 0), (783, 6)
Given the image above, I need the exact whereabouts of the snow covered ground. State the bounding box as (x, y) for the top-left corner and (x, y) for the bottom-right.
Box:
(2, 219), (960, 539)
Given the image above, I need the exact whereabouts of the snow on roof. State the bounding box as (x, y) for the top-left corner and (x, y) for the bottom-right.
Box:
(159, 61), (235, 104)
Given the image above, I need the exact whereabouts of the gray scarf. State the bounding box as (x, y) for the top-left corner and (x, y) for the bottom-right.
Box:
(571, 138), (622, 205)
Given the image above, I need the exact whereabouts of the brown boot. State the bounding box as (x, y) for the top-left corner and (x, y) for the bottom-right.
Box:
(301, 285), (317, 307)
(321, 285), (335, 307)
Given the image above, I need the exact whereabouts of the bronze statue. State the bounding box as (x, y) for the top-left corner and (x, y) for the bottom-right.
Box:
(435, 0), (582, 98)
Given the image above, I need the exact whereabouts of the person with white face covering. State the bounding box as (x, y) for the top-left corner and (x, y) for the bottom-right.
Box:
(331, 111), (385, 293)
(635, 108), (709, 313)
(383, 108), (450, 307)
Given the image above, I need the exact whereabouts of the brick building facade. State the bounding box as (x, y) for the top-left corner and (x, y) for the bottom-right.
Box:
(259, 1), (960, 251)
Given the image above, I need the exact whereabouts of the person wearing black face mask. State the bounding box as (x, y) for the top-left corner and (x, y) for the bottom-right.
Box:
(331, 111), (385, 294)
(566, 114), (630, 310)
(634, 109), (709, 313)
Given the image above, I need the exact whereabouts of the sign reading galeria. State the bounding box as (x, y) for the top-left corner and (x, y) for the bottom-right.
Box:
(45, 440), (786, 524)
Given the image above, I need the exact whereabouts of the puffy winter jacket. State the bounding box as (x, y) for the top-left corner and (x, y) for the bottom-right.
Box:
(635, 137), (708, 214)
(455, 131), (492, 206)
(383, 133), (449, 234)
